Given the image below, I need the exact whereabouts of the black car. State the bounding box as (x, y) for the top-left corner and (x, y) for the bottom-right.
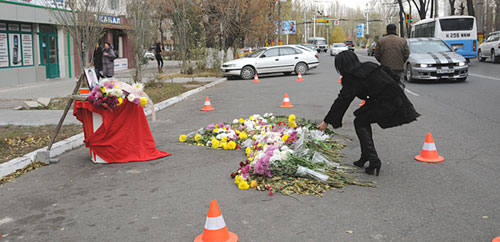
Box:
(344, 40), (355, 51)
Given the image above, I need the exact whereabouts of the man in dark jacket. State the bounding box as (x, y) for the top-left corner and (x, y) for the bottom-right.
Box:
(375, 24), (410, 78)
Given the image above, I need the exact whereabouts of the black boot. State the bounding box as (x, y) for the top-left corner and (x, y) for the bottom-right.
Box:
(354, 122), (381, 176)
(353, 157), (368, 167)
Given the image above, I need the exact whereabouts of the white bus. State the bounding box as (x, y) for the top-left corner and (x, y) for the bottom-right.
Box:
(410, 16), (477, 60)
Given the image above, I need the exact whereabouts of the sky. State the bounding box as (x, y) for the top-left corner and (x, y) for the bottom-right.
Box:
(314, 0), (371, 10)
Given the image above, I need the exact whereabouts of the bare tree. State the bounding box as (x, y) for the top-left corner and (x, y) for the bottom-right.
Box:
(449, 0), (456, 15)
(495, 0), (500, 30)
(126, 0), (157, 83)
(411, 0), (430, 20)
(467, 0), (475, 16)
(49, 0), (106, 71)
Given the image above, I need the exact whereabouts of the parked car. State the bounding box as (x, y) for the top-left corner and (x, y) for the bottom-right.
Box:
(367, 42), (376, 56)
(405, 38), (468, 82)
(307, 37), (328, 53)
(144, 51), (155, 60)
(221, 46), (319, 80)
(477, 31), (500, 63)
(329, 43), (348, 56)
(344, 40), (355, 51)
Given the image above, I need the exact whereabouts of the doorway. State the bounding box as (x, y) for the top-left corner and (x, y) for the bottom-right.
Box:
(39, 30), (59, 79)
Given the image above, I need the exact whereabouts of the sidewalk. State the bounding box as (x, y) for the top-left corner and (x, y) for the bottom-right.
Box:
(0, 60), (209, 126)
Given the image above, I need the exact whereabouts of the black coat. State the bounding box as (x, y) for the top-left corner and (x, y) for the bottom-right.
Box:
(93, 47), (103, 69)
(324, 62), (420, 129)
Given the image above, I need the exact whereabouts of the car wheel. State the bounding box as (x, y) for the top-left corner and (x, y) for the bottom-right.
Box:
(240, 66), (255, 80)
(294, 62), (308, 74)
(478, 50), (486, 62)
(492, 49), (500, 63)
(405, 63), (414, 82)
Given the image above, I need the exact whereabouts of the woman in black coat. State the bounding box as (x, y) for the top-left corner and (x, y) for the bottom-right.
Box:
(318, 51), (420, 176)
(93, 43), (104, 80)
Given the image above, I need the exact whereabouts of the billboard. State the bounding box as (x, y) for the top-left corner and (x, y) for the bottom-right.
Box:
(356, 24), (364, 37)
(275, 21), (296, 35)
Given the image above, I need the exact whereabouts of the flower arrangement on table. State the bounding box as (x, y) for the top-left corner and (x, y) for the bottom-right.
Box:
(179, 113), (374, 196)
(87, 80), (149, 110)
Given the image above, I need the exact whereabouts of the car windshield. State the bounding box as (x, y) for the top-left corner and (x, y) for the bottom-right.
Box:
(317, 40), (327, 45)
(248, 49), (266, 58)
(333, 43), (346, 47)
(409, 40), (452, 53)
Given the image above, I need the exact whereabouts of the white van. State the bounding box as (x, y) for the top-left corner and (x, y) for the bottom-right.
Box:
(307, 37), (328, 53)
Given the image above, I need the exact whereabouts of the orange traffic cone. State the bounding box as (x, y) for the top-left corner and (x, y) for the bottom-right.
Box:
(280, 92), (294, 108)
(194, 200), (238, 242)
(201, 96), (215, 111)
(492, 236), (500, 242)
(296, 72), (304, 81)
(338, 75), (342, 83)
(359, 100), (366, 107)
(415, 133), (444, 163)
(252, 74), (260, 83)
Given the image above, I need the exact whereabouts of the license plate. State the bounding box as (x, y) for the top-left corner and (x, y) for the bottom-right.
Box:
(437, 69), (454, 74)
(451, 44), (463, 49)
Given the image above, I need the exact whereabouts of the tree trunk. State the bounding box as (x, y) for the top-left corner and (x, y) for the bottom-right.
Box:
(459, 2), (466, 15)
(496, 0), (500, 30)
(430, 0), (434, 18)
(448, 0), (456, 15)
(398, 0), (405, 37)
(467, 0), (475, 16)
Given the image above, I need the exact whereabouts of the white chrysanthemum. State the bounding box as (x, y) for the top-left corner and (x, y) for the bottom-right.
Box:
(232, 119), (239, 124)
(127, 94), (136, 102)
(133, 82), (144, 91)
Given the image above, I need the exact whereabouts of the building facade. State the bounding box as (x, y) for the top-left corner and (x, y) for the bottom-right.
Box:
(0, 0), (135, 88)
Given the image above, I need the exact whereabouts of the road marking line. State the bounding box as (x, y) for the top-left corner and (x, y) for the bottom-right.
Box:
(0, 217), (14, 226)
(468, 73), (500, 81)
(405, 88), (420, 96)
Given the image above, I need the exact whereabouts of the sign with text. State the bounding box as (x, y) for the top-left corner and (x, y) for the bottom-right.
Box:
(356, 24), (364, 37)
(22, 34), (33, 65)
(0, 33), (8, 67)
(95, 15), (122, 25)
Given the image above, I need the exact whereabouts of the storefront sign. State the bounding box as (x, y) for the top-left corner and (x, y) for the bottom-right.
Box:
(0, 33), (8, 67)
(95, 15), (122, 25)
(0, 23), (6, 31)
(9, 33), (22, 67)
(22, 34), (33, 65)
(8, 24), (20, 31)
(3, 0), (67, 8)
(21, 24), (32, 32)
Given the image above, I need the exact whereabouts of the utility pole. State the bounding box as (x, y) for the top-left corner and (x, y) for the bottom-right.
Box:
(313, 16), (316, 38)
(278, 1), (282, 45)
(477, 0), (484, 43)
(434, 0), (439, 17)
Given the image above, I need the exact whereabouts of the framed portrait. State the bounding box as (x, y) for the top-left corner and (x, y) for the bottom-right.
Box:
(84, 68), (99, 89)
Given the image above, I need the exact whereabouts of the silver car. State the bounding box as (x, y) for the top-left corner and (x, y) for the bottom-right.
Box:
(405, 38), (468, 82)
(329, 43), (348, 56)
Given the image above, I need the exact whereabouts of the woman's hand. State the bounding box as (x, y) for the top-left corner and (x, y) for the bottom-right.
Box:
(104, 52), (108, 56)
(317, 121), (328, 131)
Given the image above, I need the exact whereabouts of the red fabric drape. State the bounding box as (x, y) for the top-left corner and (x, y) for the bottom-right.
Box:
(73, 100), (171, 163)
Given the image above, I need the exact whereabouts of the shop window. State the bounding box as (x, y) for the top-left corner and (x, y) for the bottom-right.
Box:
(0, 22), (34, 68)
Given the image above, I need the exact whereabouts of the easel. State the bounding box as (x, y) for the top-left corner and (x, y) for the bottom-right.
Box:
(36, 73), (89, 164)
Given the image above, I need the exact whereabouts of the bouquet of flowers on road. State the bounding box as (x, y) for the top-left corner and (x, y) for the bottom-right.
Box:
(179, 114), (374, 196)
(87, 79), (151, 110)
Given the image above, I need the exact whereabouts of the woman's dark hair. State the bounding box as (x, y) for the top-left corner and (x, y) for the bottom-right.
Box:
(334, 50), (361, 75)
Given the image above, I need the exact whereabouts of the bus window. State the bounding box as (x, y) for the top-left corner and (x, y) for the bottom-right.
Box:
(439, 18), (474, 31)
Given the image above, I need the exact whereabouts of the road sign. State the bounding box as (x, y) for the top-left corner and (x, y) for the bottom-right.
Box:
(356, 24), (364, 37)
(315, 19), (327, 26)
(333, 19), (340, 26)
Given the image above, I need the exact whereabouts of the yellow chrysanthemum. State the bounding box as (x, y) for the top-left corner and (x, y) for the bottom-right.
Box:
(117, 97), (123, 106)
(250, 180), (258, 188)
(245, 147), (252, 157)
(238, 180), (250, 190)
(213, 128), (219, 133)
(139, 97), (148, 106)
(282, 134), (290, 142)
(221, 136), (228, 143)
(228, 141), (237, 150)
(100, 87), (107, 93)
(248, 157), (254, 162)
(222, 141), (229, 150)
(179, 134), (187, 142)
(234, 175), (242, 184)
(211, 139), (220, 149)
(239, 118), (245, 123)
(194, 134), (202, 142)
(289, 121), (297, 128)
(235, 130), (241, 134)
(249, 116), (254, 120)
(288, 114), (296, 123)
(239, 132), (248, 140)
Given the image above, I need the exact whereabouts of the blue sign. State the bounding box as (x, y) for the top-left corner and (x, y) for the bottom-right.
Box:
(356, 24), (364, 37)
(274, 21), (296, 35)
(95, 15), (122, 25)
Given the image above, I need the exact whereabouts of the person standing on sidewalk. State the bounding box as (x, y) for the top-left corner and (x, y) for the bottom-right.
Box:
(93, 43), (104, 80)
(375, 24), (410, 79)
(155, 42), (164, 72)
(102, 42), (116, 78)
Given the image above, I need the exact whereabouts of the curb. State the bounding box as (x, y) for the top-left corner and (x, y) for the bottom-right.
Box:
(0, 77), (227, 179)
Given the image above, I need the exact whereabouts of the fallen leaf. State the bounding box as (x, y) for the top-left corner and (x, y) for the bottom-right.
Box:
(346, 230), (354, 234)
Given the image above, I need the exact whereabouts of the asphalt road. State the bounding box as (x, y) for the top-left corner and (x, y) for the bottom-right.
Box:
(0, 51), (499, 242)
